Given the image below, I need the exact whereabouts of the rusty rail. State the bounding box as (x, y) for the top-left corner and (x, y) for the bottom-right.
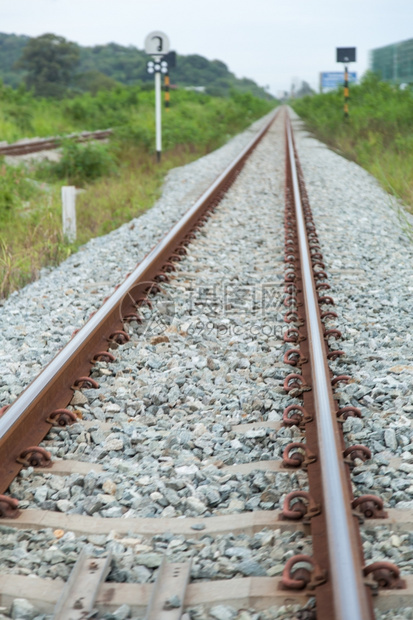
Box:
(281, 109), (405, 617)
(0, 109), (279, 495)
(0, 129), (113, 156)
(282, 112), (375, 619)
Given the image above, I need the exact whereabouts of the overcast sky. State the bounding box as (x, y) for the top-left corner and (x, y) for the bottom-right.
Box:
(2, 0), (413, 95)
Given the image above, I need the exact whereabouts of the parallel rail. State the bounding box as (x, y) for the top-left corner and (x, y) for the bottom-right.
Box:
(0, 108), (407, 618)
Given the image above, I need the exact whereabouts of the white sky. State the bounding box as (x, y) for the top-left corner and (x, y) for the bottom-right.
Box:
(2, 0), (413, 96)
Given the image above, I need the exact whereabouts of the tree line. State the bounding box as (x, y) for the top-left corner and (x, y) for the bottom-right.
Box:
(0, 32), (272, 99)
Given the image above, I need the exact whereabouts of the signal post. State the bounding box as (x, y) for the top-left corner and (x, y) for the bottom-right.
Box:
(144, 31), (170, 162)
(336, 47), (356, 119)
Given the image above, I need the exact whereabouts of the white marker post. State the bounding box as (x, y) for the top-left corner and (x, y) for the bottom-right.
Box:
(61, 186), (76, 243)
(144, 31), (170, 163)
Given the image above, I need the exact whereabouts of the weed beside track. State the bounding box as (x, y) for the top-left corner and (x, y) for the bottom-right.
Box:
(292, 72), (413, 213)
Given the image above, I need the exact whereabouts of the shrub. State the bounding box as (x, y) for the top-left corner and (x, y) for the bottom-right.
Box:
(47, 140), (118, 185)
(0, 163), (38, 222)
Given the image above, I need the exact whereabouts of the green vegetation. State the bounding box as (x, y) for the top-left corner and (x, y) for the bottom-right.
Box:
(0, 79), (271, 143)
(41, 141), (117, 185)
(15, 33), (80, 97)
(0, 33), (29, 87)
(0, 165), (39, 222)
(0, 32), (272, 99)
(292, 72), (413, 210)
(0, 85), (275, 297)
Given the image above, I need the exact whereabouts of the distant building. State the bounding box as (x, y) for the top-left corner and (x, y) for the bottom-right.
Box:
(184, 86), (206, 93)
(370, 38), (413, 84)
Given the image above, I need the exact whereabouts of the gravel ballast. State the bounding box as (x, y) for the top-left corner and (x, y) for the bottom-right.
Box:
(5, 116), (309, 519)
(1, 109), (413, 618)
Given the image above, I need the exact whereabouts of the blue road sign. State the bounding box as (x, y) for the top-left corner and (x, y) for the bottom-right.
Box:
(321, 72), (357, 89)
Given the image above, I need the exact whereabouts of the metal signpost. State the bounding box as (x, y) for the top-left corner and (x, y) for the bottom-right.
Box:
(145, 31), (170, 162)
(336, 47), (356, 119)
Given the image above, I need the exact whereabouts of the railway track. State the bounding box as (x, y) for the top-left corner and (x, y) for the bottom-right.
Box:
(0, 108), (412, 620)
(0, 129), (112, 157)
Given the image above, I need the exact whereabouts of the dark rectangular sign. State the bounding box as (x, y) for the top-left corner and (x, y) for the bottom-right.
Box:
(165, 51), (176, 68)
(336, 47), (356, 63)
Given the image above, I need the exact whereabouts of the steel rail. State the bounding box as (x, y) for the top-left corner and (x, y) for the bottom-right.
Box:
(286, 115), (371, 620)
(0, 129), (113, 156)
(0, 108), (279, 493)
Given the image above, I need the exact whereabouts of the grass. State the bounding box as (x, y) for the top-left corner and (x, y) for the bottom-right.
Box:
(0, 148), (204, 297)
(0, 182), (67, 297)
(292, 72), (413, 212)
(75, 144), (203, 242)
(0, 86), (276, 298)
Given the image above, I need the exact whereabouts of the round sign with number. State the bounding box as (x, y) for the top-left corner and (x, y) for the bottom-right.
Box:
(144, 31), (170, 56)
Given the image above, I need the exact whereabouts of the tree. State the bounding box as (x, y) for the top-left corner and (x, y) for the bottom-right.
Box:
(15, 33), (80, 97)
(74, 70), (120, 95)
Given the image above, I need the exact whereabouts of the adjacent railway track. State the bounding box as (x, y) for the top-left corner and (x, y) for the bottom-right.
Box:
(0, 129), (112, 157)
(0, 108), (412, 619)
